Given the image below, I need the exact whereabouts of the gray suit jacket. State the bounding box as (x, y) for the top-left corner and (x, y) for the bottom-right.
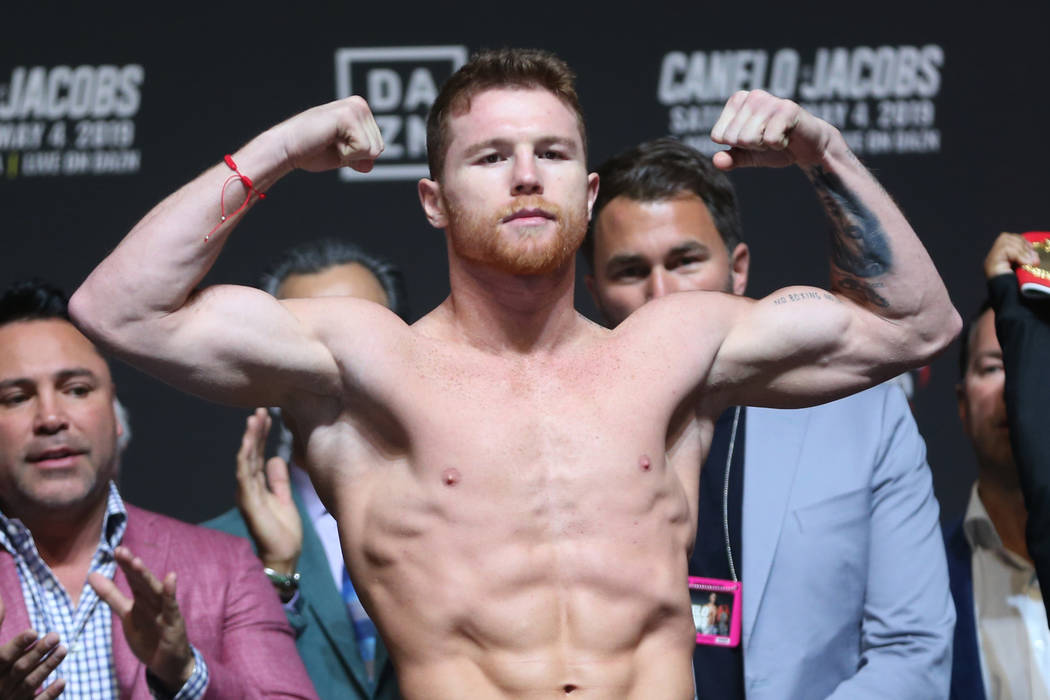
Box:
(203, 490), (399, 700)
(739, 384), (954, 699)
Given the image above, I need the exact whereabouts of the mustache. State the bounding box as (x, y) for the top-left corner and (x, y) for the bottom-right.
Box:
(25, 436), (91, 462)
(496, 196), (562, 222)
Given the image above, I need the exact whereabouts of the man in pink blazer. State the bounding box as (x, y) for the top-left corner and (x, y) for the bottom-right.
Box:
(0, 279), (317, 699)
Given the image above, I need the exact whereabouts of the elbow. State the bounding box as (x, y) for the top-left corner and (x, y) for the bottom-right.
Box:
(68, 281), (132, 352)
(68, 284), (103, 339)
(908, 305), (962, 365)
(929, 306), (963, 359)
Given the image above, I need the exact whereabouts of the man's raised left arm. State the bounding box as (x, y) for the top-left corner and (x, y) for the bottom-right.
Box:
(700, 91), (960, 407)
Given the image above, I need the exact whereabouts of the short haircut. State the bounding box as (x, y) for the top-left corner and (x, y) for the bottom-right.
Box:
(582, 137), (743, 269)
(0, 279), (71, 327)
(261, 238), (408, 320)
(426, 48), (586, 181)
(0, 281), (122, 426)
(958, 300), (994, 380)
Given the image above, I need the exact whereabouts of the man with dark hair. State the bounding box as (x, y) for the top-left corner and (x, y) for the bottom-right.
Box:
(259, 238), (407, 319)
(205, 239), (403, 700)
(946, 233), (1050, 700)
(580, 136), (742, 270)
(71, 47), (959, 698)
(0, 280), (316, 698)
(583, 137), (953, 700)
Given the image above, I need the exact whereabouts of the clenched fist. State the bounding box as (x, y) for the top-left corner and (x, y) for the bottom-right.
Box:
(710, 89), (837, 171)
(275, 96), (385, 174)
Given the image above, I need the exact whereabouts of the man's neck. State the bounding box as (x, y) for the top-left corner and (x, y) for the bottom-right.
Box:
(441, 252), (582, 354)
(976, 476), (1031, 564)
(22, 497), (106, 570)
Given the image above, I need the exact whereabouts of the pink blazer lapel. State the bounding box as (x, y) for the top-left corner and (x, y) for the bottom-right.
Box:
(0, 550), (31, 645)
(110, 506), (172, 698)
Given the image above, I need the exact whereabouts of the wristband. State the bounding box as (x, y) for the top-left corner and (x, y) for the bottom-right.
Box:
(203, 155), (267, 242)
(263, 567), (301, 597)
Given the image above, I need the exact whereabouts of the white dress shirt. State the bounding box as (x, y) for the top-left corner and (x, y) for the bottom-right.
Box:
(965, 483), (1050, 699)
(290, 463), (346, 590)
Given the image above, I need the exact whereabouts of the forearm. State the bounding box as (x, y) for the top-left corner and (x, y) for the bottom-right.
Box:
(990, 275), (1048, 474)
(805, 134), (959, 358)
(989, 275), (1050, 600)
(70, 128), (291, 340)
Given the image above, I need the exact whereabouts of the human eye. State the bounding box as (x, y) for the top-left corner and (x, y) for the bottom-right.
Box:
(609, 264), (648, 282)
(477, 152), (503, 165)
(0, 391), (29, 406)
(64, 382), (95, 398)
(668, 250), (709, 270)
(978, 361), (1003, 376)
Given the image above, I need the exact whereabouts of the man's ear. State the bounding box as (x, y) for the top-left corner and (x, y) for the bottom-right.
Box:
(586, 172), (600, 220)
(418, 178), (448, 229)
(730, 243), (750, 296)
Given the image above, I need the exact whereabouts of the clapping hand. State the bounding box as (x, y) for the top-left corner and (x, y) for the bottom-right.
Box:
(235, 408), (303, 583)
(0, 591), (66, 699)
(89, 548), (195, 694)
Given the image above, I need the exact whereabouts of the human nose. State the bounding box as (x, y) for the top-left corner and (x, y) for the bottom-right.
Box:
(511, 150), (542, 195)
(33, 391), (68, 435)
(646, 268), (674, 300)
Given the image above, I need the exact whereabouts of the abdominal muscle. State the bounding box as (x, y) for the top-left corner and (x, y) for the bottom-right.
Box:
(329, 446), (698, 700)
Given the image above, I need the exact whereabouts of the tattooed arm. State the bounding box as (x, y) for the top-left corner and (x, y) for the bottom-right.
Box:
(655, 91), (959, 408)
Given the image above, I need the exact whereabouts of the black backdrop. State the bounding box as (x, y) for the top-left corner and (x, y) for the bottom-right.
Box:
(2, 2), (1048, 525)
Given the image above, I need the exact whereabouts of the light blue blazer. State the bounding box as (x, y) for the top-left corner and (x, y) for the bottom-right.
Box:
(739, 383), (954, 700)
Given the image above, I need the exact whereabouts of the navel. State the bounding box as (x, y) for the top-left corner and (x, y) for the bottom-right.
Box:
(442, 468), (462, 486)
(639, 455), (652, 472)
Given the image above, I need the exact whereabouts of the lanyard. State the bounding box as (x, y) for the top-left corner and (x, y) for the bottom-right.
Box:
(722, 406), (741, 583)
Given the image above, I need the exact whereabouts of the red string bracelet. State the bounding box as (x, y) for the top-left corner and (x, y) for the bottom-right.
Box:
(203, 155), (268, 242)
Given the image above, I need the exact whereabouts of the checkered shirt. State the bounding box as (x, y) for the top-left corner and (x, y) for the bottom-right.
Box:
(0, 482), (209, 699)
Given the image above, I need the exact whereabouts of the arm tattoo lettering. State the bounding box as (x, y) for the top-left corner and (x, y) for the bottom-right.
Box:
(772, 291), (841, 307)
(807, 164), (893, 307)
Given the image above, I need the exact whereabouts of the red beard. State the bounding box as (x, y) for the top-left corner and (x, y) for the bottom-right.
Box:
(445, 195), (587, 275)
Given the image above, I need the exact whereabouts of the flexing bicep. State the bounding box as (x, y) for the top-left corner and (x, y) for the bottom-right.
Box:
(707, 286), (915, 408)
(77, 283), (342, 407)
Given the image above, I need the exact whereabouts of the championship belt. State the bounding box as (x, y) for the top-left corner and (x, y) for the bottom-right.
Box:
(1017, 231), (1050, 298)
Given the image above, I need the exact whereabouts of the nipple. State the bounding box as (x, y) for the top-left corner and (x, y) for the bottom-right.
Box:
(442, 468), (461, 486)
(639, 455), (652, 472)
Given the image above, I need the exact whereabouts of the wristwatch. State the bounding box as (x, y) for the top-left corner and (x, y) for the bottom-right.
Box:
(263, 567), (301, 601)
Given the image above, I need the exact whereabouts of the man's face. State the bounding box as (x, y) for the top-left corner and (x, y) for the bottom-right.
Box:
(587, 194), (749, 327)
(277, 262), (389, 307)
(420, 87), (599, 276)
(0, 319), (119, 519)
(958, 309), (1014, 480)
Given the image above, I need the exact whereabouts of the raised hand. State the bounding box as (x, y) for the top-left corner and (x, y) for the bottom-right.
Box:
(0, 591), (67, 698)
(710, 89), (835, 171)
(276, 95), (385, 174)
(88, 548), (195, 694)
(235, 408), (303, 578)
(984, 232), (1041, 278)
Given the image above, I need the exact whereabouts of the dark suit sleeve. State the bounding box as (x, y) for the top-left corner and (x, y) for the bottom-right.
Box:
(198, 536), (319, 700)
(989, 273), (1050, 618)
(826, 386), (955, 699)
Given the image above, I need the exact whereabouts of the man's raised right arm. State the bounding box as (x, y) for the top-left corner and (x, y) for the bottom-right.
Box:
(69, 97), (385, 407)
